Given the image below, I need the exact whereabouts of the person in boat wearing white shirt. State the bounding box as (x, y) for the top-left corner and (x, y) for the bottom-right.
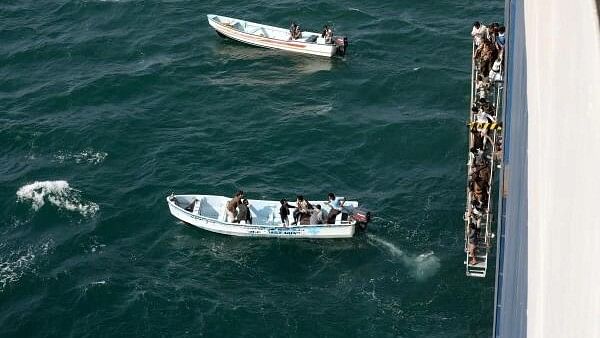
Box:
(310, 204), (326, 224)
(325, 192), (345, 224)
(471, 21), (488, 46)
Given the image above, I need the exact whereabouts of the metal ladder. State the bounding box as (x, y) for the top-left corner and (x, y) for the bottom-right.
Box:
(464, 41), (504, 278)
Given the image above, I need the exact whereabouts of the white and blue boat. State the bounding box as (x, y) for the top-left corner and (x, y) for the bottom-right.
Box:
(166, 194), (369, 238)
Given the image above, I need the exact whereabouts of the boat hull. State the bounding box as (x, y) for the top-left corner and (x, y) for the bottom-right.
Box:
(167, 196), (356, 239)
(207, 15), (338, 58)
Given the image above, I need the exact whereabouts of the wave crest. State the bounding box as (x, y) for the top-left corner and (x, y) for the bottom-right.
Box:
(16, 180), (99, 217)
(0, 239), (53, 291)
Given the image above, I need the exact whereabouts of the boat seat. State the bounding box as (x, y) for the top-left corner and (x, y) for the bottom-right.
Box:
(268, 209), (275, 225)
(299, 213), (311, 225)
(247, 205), (258, 223)
(219, 205), (228, 222)
(192, 198), (201, 215)
(249, 27), (268, 37)
(305, 35), (318, 43)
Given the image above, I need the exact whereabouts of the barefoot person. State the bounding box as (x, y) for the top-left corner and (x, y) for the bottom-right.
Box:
(236, 198), (251, 224)
(279, 198), (295, 227)
(292, 195), (312, 225)
(226, 191), (244, 223)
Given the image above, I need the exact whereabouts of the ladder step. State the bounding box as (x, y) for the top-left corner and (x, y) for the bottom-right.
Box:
(464, 259), (487, 268)
(467, 271), (487, 277)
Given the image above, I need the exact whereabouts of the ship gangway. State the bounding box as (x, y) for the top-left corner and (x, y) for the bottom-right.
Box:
(463, 38), (504, 278)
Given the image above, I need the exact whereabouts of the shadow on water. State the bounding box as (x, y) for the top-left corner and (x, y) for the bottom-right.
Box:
(211, 37), (334, 74)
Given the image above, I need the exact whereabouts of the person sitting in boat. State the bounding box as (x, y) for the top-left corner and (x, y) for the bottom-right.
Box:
(292, 195), (313, 225)
(321, 25), (333, 43)
(290, 22), (297, 37)
(310, 204), (325, 224)
(236, 198), (252, 224)
(280, 198), (295, 227)
(289, 22), (302, 40)
(226, 190), (244, 222)
(325, 192), (345, 224)
(290, 22), (302, 40)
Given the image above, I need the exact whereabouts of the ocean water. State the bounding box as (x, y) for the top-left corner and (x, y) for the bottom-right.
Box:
(0, 1), (504, 336)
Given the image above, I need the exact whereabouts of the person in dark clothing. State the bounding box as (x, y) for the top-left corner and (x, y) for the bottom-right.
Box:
(468, 222), (480, 265)
(236, 198), (252, 224)
(279, 198), (295, 227)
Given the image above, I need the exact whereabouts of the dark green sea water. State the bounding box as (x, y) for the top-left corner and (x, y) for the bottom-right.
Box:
(1, 1), (503, 336)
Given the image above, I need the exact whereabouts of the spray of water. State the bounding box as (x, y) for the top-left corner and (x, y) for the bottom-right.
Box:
(16, 180), (99, 217)
(367, 233), (440, 281)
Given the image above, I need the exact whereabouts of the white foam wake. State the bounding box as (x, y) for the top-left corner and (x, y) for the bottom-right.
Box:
(0, 240), (53, 291)
(367, 234), (441, 281)
(53, 150), (107, 165)
(16, 180), (99, 217)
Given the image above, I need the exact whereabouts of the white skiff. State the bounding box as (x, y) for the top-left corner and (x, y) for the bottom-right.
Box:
(166, 194), (368, 238)
(207, 14), (348, 58)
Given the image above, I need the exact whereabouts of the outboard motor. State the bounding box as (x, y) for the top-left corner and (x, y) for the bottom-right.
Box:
(334, 36), (348, 56)
(351, 208), (371, 231)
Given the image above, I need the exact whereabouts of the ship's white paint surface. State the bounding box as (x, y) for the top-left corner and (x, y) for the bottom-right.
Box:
(525, 0), (600, 337)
